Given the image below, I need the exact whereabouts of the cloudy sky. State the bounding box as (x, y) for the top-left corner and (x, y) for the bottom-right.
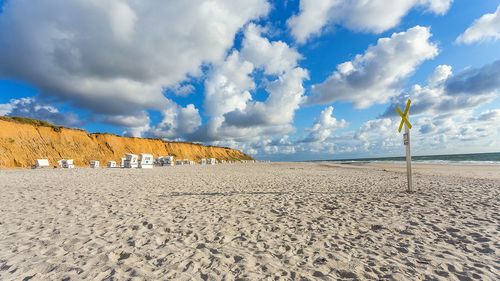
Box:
(0, 0), (499, 160)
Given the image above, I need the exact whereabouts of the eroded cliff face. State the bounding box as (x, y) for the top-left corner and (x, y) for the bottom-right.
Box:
(0, 118), (252, 168)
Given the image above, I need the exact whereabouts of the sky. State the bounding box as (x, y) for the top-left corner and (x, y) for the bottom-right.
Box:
(0, 0), (499, 161)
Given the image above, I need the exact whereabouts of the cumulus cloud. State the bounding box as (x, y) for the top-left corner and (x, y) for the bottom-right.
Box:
(224, 67), (309, 127)
(203, 51), (255, 117)
(0, 0), (269, 135)
(475, 109), (500, 122)
(149, 103), (202, 140)
(456, 4), (500, 44)
(169, 84), (196, 97)
(241, 24), (302, 75)
(302, 106), (347, 143)
(415, 114), (495, 142)
(198, 24), (308, 143)
(309, 26), (438, 108)
(0, 97), (80, 126)
(288, 0), (452, 43)
(381, 62), (499, 118)
(445, 60), (500, 96)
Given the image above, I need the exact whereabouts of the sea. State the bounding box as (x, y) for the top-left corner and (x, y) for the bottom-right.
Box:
(324, 152), (500, 165)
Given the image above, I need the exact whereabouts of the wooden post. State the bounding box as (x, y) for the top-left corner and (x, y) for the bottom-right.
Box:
(397, 99), (413, 193)
(404, 125), (413, 192)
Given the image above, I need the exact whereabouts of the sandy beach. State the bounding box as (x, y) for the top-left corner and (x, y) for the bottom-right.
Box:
(0, 162), (499, 280)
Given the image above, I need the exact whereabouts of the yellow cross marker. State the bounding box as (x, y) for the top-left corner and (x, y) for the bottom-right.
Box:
(396, 99), (412, 133)
(395, 98), (413, 193)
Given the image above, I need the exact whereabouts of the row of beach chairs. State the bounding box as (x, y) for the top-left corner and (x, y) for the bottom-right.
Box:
(33, 154), (257, 169)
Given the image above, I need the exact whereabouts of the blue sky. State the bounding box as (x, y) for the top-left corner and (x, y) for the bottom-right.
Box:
(0, 0), (499, 160)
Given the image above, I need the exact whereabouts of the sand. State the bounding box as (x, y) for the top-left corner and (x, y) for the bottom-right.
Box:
(0, 162), (498, 280)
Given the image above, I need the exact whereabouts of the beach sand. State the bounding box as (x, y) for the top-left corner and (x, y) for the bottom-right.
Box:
(0, 163), (498, 280)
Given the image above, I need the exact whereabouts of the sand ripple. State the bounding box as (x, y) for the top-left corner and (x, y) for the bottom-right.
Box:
(0, 163), (499, 280)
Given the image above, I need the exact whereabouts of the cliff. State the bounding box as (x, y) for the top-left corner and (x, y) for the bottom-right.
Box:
(0, 117), (253, 168)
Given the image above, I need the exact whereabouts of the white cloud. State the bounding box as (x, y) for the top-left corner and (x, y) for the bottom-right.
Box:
(241, 24), (302, 75)
(302, 106), (347, 143)
(0, 0), (269, 135)
(288, 0), (452, 43)
(445, 60), (500, 96)
(0, 97), (79, 126)
(0, 103), (13, 116)
(427, 64), (452, 86)
(224, 67), (309, 127)
(149, 103), (202, 139)
(103, 112), (150, 127)
(198, 24), (308, 143)
(204, 51), (255, 117)
(169, 84), (195, 97)
(477, 109), (500, 122)
(456, 5), (500, 44)
(309, 26), (438, 108)
(381, 62), (499, 118)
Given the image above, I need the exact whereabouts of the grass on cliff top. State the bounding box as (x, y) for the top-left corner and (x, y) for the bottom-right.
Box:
(0, 116), (58, 127)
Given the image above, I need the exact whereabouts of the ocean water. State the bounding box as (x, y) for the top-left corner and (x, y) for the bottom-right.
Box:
(325, 152), (500, 165)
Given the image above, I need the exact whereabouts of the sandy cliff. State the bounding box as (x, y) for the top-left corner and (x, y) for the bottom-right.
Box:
(0, 117), (252, 168)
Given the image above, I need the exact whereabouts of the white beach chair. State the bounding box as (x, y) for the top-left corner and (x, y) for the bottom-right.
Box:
(107, 161), (117, 168)
(139, 153), (154, 169)
(158, 156), (174, 166)
(90, 160), (100, 168)
(124, 154), (138, 168)
(62, 159), (75, 168)
(34, 159), (50, 169)
(167, 156), (174, 165)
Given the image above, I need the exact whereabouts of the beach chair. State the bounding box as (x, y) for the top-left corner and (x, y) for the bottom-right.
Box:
(124, 154), (139, 168)
(63, 159), (75, 168)
(90, 160), (100, 168)
(107, 161), (117, 168)
(139, 153), (154, 169)
(34, 159), (50, 168)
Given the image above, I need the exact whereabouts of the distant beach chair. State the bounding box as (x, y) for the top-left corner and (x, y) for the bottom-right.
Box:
(157, 156), (174, 166)
(107, 161), (117, 168)
(120, 157), (126, 168)
(139, 153), (154, 169)
(124, 154), (139, 168)
(34, 159), (50, 169)
(200, 158), (207, 165)
(175, 160), (183, 166)
(90, 160), (100, 168)
(165, 156), (174, 166)
(207, 158), (216, 165)
(61, 159), (75, 168)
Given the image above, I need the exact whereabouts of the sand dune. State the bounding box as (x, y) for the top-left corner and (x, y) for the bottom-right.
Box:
(0, 163), (498, 280)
